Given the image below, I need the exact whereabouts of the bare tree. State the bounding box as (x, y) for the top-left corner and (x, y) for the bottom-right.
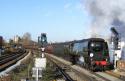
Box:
(22, 32), (31, 45)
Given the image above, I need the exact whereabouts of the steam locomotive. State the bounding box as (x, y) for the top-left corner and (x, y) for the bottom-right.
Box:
(46, 38), (112, 71)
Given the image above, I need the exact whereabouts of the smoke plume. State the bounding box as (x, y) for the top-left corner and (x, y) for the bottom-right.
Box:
(83, 0), (125, 40)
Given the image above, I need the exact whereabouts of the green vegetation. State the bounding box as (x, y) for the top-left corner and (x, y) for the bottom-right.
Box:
(41, 62), (56, 81)
(11, 51), (56, 81)
(11, 54), (33, 81)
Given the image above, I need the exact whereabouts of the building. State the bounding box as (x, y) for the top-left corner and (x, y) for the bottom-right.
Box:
(13, 35), (20, 44)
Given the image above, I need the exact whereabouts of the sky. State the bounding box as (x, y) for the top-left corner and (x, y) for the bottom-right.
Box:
(0, 0), (91, 42)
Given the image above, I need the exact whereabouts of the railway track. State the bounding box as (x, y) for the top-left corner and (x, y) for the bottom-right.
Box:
(54, 62), (74, 81)
(0, 50), (27, 71)
(47, 54), (73, 81)
(45, 53), (124, 81)
(46, 53), (95, 81)
(0, 53), (16, 60)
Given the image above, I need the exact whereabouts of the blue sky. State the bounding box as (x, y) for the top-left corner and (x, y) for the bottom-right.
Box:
(0, 0), (91, 42)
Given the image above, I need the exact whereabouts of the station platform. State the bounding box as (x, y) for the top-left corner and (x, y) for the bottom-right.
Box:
(114, 70), (125, 78)
(106, 69), (125, 79)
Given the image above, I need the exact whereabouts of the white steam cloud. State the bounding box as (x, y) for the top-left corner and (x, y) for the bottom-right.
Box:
(83, 0), (125, 40)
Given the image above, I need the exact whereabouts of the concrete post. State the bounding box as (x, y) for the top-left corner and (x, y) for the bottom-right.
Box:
(36, 68), (39, 81)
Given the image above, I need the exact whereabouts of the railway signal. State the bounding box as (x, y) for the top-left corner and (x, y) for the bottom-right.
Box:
(33, 34), (47, 81)
(111, 27), (121, 50)
(110, 27), (121, 69)
(38, 33), (47, 48)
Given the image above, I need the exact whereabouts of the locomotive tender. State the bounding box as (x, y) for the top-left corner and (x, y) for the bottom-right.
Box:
(46, 38), (112, 71)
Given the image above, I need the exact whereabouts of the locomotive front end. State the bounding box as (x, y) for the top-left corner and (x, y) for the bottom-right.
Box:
(89, 39), (111, 71)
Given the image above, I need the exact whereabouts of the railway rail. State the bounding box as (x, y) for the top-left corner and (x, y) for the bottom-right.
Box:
(45, 53), (124, 81)
(53, 62), (74, 81)
(46, 53), (95, 81)
(0, 49), (27, 71)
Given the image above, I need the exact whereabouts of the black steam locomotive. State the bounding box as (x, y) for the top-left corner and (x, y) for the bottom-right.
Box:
(70, 38), (112, 71)
(46, 38), (112, 71)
